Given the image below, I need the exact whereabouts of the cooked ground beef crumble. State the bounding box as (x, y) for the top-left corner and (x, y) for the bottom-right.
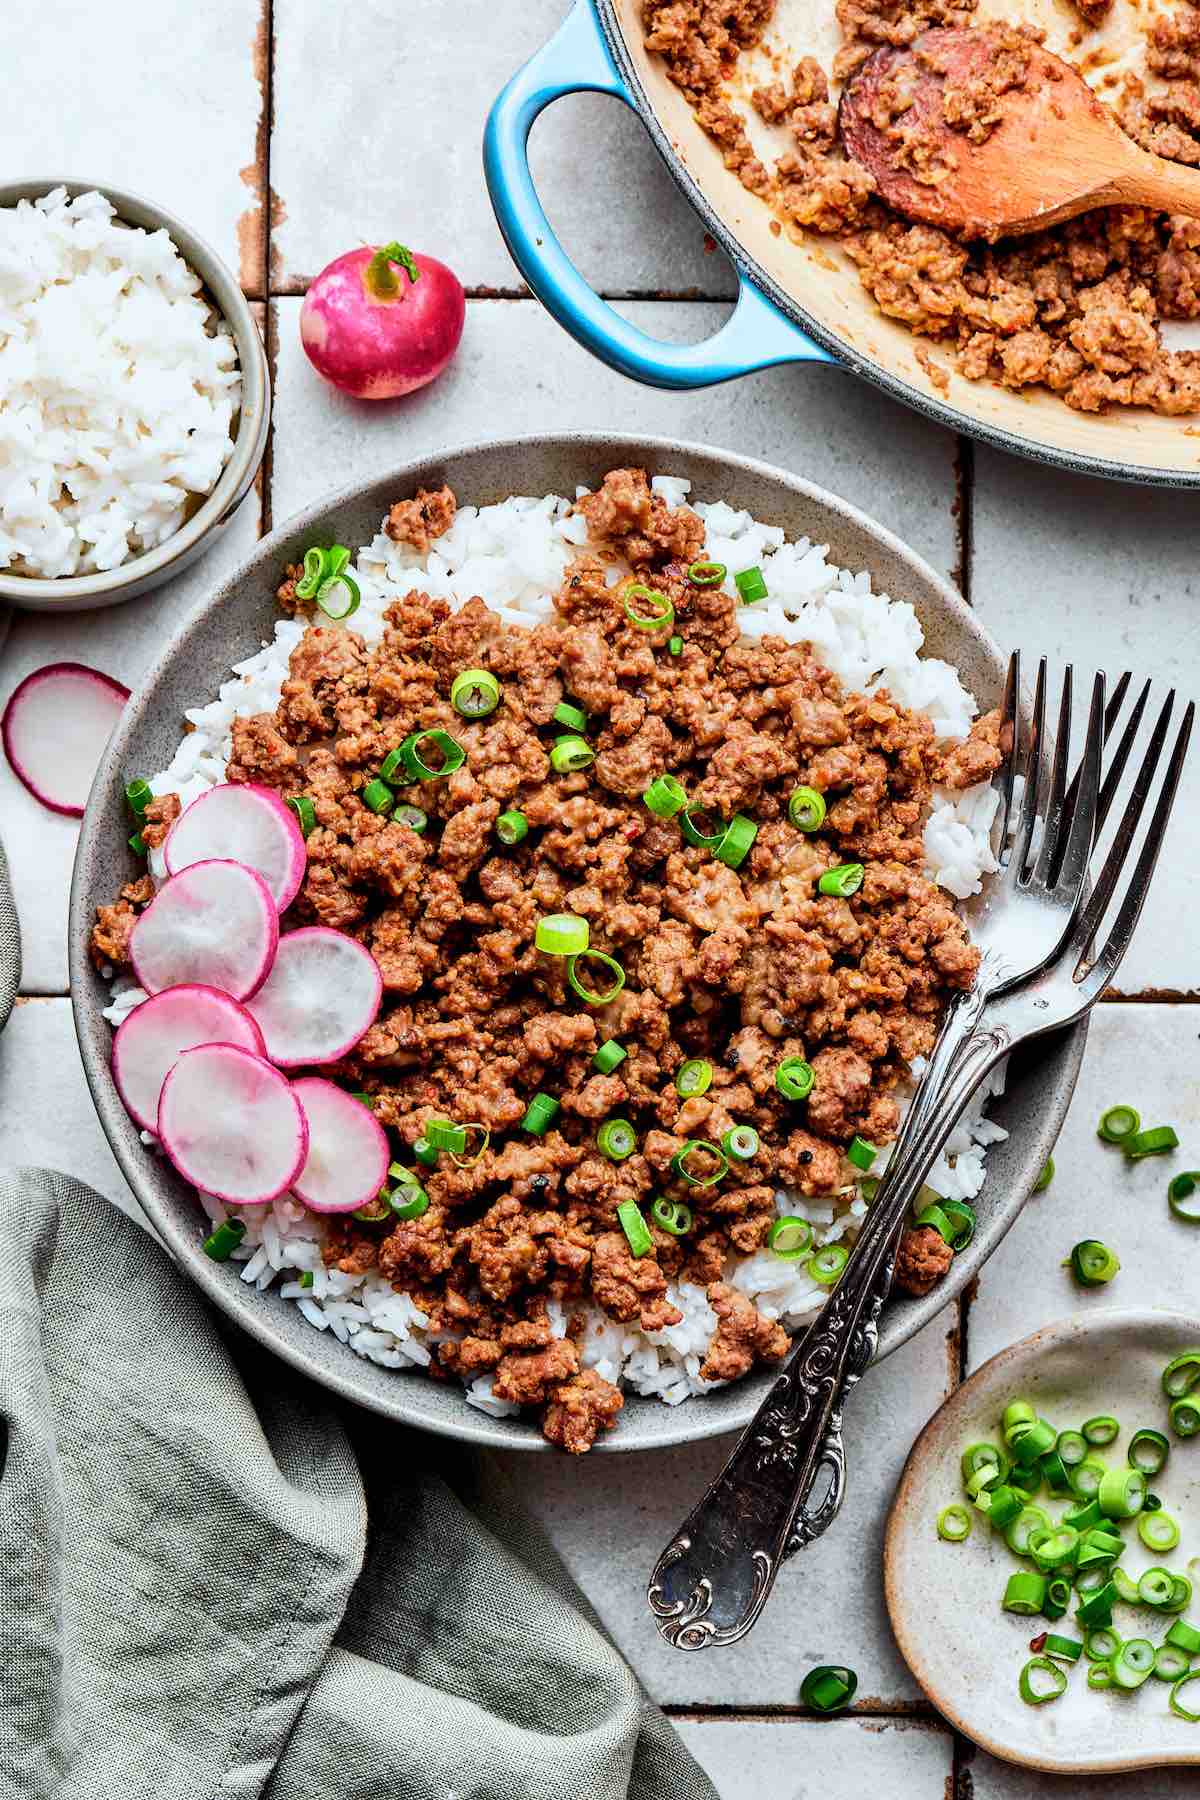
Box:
(94, 470), (1000, 1451)
(643, 0), (1200, 415)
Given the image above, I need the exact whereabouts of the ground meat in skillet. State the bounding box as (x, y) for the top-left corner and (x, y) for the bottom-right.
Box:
(93, 469), (998, 1450)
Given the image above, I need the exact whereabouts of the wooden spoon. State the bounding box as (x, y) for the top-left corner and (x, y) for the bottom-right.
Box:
(839, 25), (1200, 239)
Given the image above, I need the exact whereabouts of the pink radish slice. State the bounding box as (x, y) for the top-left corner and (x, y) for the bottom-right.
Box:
(157, 1043), (308, 1205)
(290, 1078), (391, 1214)
(1, 662), (130, 818)
(165, 782), (307, 913)
(130, 859), (279, 1001)
(111, 984), (267, 1133)
(246, 927), (382, 1067)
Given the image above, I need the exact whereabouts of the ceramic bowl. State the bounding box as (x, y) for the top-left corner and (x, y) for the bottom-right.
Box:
(886, 1309), (1200, 1773)
(70, 433), (1085, 1450)
(0, 179), (269, 612)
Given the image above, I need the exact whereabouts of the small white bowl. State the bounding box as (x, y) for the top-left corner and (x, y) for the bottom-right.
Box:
(0, 178), (269, 613)
(886, 1310), (1200, 1774)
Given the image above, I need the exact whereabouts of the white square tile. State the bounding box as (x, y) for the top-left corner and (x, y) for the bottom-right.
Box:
(675, 1717), (952, 1800)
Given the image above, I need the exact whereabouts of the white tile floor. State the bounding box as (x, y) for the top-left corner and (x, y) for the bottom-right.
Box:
(2, 4), (1196, 1795)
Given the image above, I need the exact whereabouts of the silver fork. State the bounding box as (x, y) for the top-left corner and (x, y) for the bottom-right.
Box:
(647, 674), (1192, 1652)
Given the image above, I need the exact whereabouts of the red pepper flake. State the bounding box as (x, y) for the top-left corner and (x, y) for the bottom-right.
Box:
(1029, 1632), (1047, 1653)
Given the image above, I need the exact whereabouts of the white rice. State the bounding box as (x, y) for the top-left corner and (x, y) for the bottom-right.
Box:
(104, 476), (1006, 1415)
(0, 188), (240, 578)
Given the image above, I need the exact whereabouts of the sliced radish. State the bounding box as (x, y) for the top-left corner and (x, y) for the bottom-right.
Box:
(111, 984), (267, 1133)
(2, 662), (130, 818)
(290, 1078), (391, 1214)
(157, 1043), (308, 1205)
(165, 782), (307, 912)
(246, 927), (382, 1066)
(130, 859), (279, 1001)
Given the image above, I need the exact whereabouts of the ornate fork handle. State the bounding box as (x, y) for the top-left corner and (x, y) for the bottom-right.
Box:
(647, 995), (1014, 1651)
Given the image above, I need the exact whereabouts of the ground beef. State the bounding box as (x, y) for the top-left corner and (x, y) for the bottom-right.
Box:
(384, 484), (457, 553)
(89, 876), (156, 968)
(894, 1222), (954, 1293)
(138, 792), (180, 851)
(642, 0), (1200, 416)
(96, 471), (993, 1449)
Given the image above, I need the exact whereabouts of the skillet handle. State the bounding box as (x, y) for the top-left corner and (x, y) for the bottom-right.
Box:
(483, 0), (832, 390)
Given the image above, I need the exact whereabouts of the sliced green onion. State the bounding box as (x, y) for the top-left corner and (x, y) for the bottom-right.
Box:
(1069, 1455), (1108, 1501)
(1056, 1431), (1088, 1469)
(671, 1139), (728, 1188)
(1162, 1350), (1200, 1398)
(316, 571), (361, 620)
(988, 1486), (1023, 1531)
(1139, 1510), (1181, 1551)
(937, 1504), (972, 1542)
(1111, 1566), (1141, 1605)
(667, 634), (683, 656)
(521, 1093), (560, 1136)
(425, 1117), (467, 1153)
(593, 1039), (627, 1075)
(567, 950), (625, 1005)
(552, 700), (588, 733)
(412, 1135), (438, 1168)
(1003, 1401), (1038, 1444)
(1154, 1645), (1193, 1682)
(939, 1199), (976, 1250)
(1164, 1575), (1193, 1615)
(776, 1057), (815, 1102)
(788, 786), (826, 833)
(1084, 1627), (1121, 1663)
(675, 1058), (713, 1099)
(348, 1091), (373, 1110)
(299, 1270), (315, 1290)
(1031, 1527), (1079, 1572)
(622, 583), (673, 631)
(1137, 1567), (1177, 1609)
(1082, 1414), (1120, 1447)
(388, 728), (466, 783)
(128, 831), (147, 856)
(1077, 1582), (1118, 1629)
(651, 1196), (693, 1237)
(769, 1216), (813, 1260)
(393, 804), (428, 833)
(734, 565), (768, 604)
(551, 734), (595, 774)
(915, 1203), (954, 1245)
(687, 559), (726, 586)
(846, 1135), (877, 1173)
(1042, 1633), (1083, 1663)
(715, 814), (757, 869)
(1170, 1670), (1200, 1720)
(1168, 1171), (1200, 1222)
(643, 774), (688, 819)
(1034, 1157), (1055, 1192)
(1144, 1493), (1163, 1511)
(800, 1665), (857, 1713)
(1040, 1451), (1071, 1495)
(125, 777), (153, 819)
(352, 1198), (390, 1223)
(723, 1125), (760, 1163)
(1004, 1571), (1048, 1615)
(1170, 1397), (1200, 1437)
(1125, 1125), (1180, 1159)
(388, 1179), (430, 1222)
(966, 1464), (1001, 1499)
(1166, 1620), (1200, 1655)
(450, 668), (501, 718)
(283, 794), (316, 839)
(1097, 1468), (1146, 1520)
(1011, 1418), (1057, 1460)
(1098, 1103), (1140, 1143)
(1112, 1639), (1155, 1690)
(818, 863), (864, 899)
(448, 1123), (490, 1170)
(325, 545), (350, 580)
(962, 1442), (1005, 1485)
(1075, 1564), (1112, 1596)
(1068, 1240), (1120, 1286)
(1087, 1663), (1114, 1691)
(617, 1199), (653, 1258)
(203, 1218), (246, 1262)
(361, 777), (394, 814)
(1019, 1655), (1067, 1705)
(679, 803), (724, 848)
(294, 545), (328, 600)
(496, 808), (528, 846)
(535, 913), (589, 956)
(597, 1118), (637, 1162)
(809, 1244), (849, 1285)
(1009, 1465), (1043, 1501)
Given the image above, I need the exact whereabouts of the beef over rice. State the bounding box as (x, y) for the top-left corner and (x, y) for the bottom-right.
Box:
(95, 468), (1006, 1452)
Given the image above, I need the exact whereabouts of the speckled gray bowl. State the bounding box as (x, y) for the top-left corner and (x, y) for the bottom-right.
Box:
(69, 434), (1086, 1450)
(0, 179), (269, 612)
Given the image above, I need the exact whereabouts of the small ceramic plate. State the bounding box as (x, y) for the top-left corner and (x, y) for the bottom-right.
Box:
(885, 1310), (1200, 1774)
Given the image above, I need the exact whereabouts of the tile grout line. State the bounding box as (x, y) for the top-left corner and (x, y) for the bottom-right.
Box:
(258, 285), (744, 305)
(258, 0), (277, 538)
(661, 1702), (941, 1723)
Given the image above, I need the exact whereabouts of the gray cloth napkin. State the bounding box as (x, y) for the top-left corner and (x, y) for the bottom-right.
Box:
(0, 856), (715, 1800)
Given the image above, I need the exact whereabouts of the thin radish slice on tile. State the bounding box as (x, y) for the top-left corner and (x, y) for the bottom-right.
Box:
(164, 782), (307, 912)
(157, 1043), (308, 1204)
(130, 860), (279, 1001)
(1, 662), (129, 818)
(246, 927), (382, 1067)
(290, 1078), (390, 1214)
(111, 984), (267, 1133)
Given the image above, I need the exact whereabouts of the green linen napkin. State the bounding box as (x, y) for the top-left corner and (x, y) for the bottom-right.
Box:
(0, 848), (715, 1800)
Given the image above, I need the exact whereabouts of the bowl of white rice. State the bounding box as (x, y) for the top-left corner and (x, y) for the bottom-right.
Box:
(0, 180), (269, 611)
(69, 434), (1086, 1451)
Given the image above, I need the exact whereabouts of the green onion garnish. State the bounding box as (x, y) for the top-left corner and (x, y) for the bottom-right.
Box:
(670, 1139), (728, 1188)
(1068, 1239), (1120, 1286)
(1155, 1645), (1193, 1682)
(1003, 1400), (1037, 1444)
(937, 1503), (972, 1542)
(125, 777), (152, 819)
(1083, 1627), (1121, 1663)
(1056, 1430), (1087, 1468)
(733, 565), (768, 604)
(353, 1198), (390, 1224)
(1171, 1670), (1200, 1720)
(128, 831), (147, 856)
(651, 1196), (693, 1237)
(675, 1058), (713, 1098)
(1138, 1509), (1181, 1551)
(496, 809), (528, 846)
(596, 1118), (636, 1162)
(1124, 1125), (1180, 1160)
(567, 950), (625, 1005)
(316, 571), (361, 621)
(550, 734), (594, 773)
(962, 1442), (1006, 1485)
(1081, 1414), (1120, 1447)
(643, 774), (688, 819)
(1096, 1467), (1145, 1519)
(294, 544), (327, 600)
(775, 1057), (814, 1102)
(617, 1199), (652, 1258)
(202, 1218), (246, 1262)
(715, 813), (757, 869)
(450, 668), (501, 718)
(393, 804), (428, 833)
(940, 1199), (976, 1249)
(521, 1093), (560, 1136)
(593, 1040), (627, 1075)
(809, 1244), (849, 1285)
(799, 1665), (856, 1713)
(425, 1117), (467, 1153)
(1087, 1663), (1114, 1691)
(1112, 1639), (1155, 1690)
(722, 1125), (760, 1163)
(412, 1136), (438, 1167)
(287, 794), (317, 837)
(1043, 1576), (1072, 1619)
(299, 1270), (315, 1289)
(1162, 1349), (1200, 1397)
(388, 1177), (430, 1221)
(1137, 1567), (1176, 1609)
(847, 1135), (876, 1172)
(1098, 1103), (1140, 1144)
(1077, 1581), (1118, 1629)
(622, 583), (674, 631)
(769, 1216), (812, 1260)
(687, 559), (726, 587)
(1041, 1633), (1083, 1663)
(1003, 1571), (1048, 1616)
(788, 786), (826, 832)
(1034, 1157), (1055, 1192)
(1018, 1656), (1068, 1705)
(678, 803), (724, 848)
(667, 634), (683, 656)
(384, 728), (466, 783)
(361, 777), (394, 814)
(552, 700), (588, 732)
(1168, 1171), (1200, 1222)
(535, 913), (589, 956)
(1167, 1620), (1200, 1655)
(1170, 1396), (1200, 1437)
(818, 862), (864, 899)
(447, 1124), (489, 1169)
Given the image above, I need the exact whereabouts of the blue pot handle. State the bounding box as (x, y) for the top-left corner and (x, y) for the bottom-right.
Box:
(484, 0), (832, 389)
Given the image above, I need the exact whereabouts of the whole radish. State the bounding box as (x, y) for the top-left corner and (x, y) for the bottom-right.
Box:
(300, 240), (465, 400)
